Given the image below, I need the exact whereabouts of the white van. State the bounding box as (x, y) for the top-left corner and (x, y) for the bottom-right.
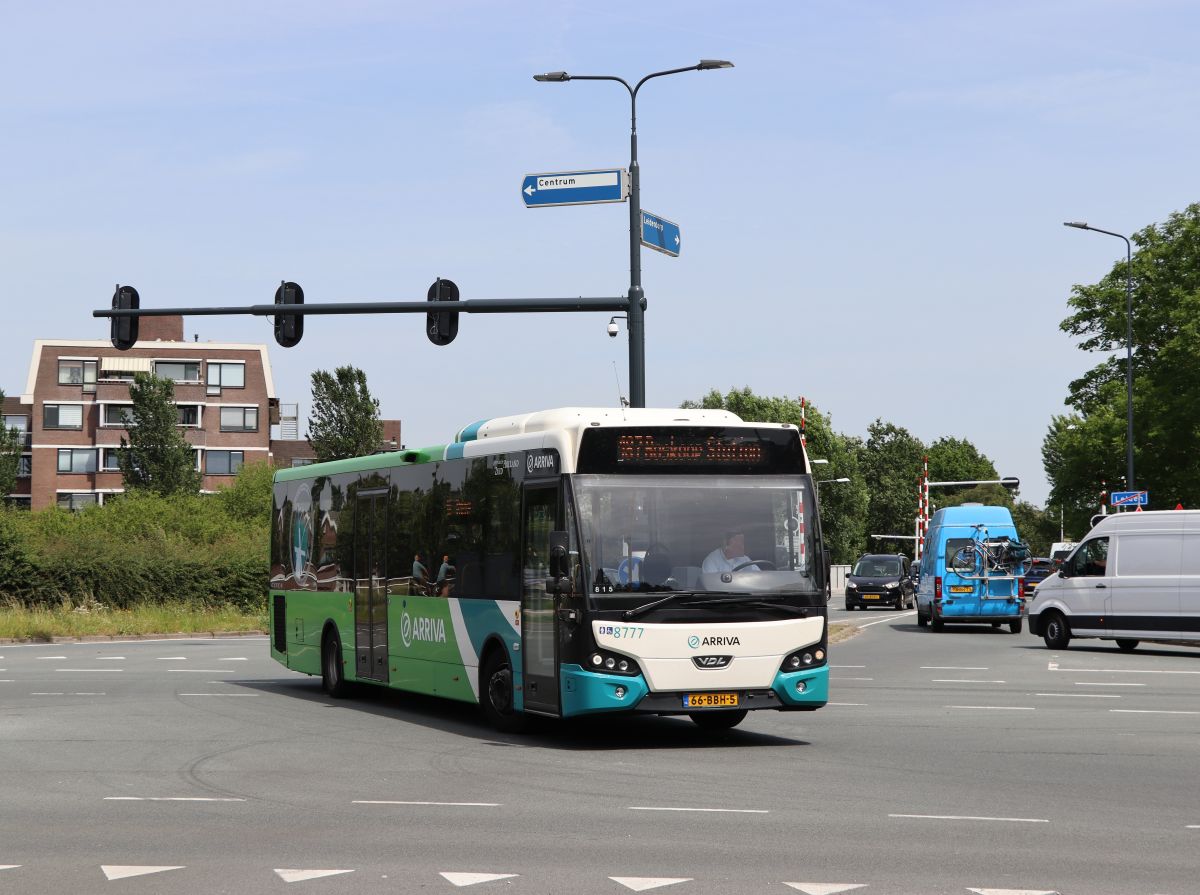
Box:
(1027, 510), (1200, 651)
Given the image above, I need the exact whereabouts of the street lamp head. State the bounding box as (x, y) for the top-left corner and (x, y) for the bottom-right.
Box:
(697, 59), (734, 70)
(533, 71), (570, 82)
(1063, 221), (1090, 230)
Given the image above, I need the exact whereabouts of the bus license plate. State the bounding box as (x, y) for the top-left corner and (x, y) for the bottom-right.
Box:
(949, 585), (973, 593)
(684, 693), (738, 708)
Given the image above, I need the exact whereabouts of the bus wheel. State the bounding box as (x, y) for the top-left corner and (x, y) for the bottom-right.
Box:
(321, 629), (349, 698)
(1042, 612), (1070, 650)
(480, 648), (527, 734)
(1008, 619), (1023, 634)
(1116, 639), (1139, 652)
(689, 710), (747, 731)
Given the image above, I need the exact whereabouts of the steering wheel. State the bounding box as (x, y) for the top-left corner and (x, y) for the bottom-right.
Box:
(732, 559), (776, 572)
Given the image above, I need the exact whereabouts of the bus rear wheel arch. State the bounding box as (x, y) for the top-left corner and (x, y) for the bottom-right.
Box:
(321, 625), (349, 698)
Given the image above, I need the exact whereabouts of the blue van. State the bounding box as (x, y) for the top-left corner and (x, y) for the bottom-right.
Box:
(915, 505), (1028, 633)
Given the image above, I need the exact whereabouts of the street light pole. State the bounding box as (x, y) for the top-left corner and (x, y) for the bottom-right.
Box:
(535, 60), (733, 407)
(1064, 221), (1136, 491)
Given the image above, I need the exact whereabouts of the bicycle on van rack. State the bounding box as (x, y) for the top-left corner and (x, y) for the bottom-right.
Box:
(949, 524), (1032, 582)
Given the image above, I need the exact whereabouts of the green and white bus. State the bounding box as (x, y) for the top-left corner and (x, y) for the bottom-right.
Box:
(270, 407), (830, 731)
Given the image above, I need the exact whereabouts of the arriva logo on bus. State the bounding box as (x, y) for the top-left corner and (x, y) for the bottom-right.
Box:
(400, 611), (447, 648)
(688, 635), (741, 648)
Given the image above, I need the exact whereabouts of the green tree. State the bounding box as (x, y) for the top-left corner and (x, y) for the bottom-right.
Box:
(1010, 501), (1058, 557)
(118, 374), (201, 497)
(0, 388), (21, 506)
(680, 388), (869, 563)
(307, 366), (384, 462)
(1047, 202), (1200, 513)
(859, 420), (925, 553)
(926, 436), (1011, 510)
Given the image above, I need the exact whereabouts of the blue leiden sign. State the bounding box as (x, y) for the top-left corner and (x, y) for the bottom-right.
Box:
(521, 169), (627, 208)
(640, 210), (681, 257)
(1111, 490), (1149, 506)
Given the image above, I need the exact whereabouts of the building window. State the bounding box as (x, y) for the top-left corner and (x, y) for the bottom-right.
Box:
(57, 492), (98, 511)
(206, 361), (245, 395)
(6, 496), (31, 510)
(177, 405), (200, 426)
(43, 404), (84, 430)
(193, 449), (202, 471)
(3, 415), (30, 448)
(219, 406), (258, 432)
(290, 458), (315, 467)
(102, 404), (134, 427)
(153, 361), (200, 383)
(101, 449), (123, 472)
(17, 455), (31, 477)
(59, 359), (98, 391)
(58, 448), (99, 474)
(206, 450), (244, 475)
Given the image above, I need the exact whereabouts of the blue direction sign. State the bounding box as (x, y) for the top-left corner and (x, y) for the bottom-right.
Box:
(1111, 490), (1149, 506)
(640, 210), (681, 257)
(521, 168), (627, 208)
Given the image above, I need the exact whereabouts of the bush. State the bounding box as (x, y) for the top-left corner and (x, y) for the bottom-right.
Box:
(0, 464), (274, 611)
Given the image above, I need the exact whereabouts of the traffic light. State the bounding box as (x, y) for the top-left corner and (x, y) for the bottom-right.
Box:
(110, 284), (140, 351)
(426, 278), (460, 346)
(274, 281), (304, 348)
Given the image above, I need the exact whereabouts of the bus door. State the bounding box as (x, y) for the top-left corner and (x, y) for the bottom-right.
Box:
(353, 489), (389, 683)
(521, 484), (560, 715)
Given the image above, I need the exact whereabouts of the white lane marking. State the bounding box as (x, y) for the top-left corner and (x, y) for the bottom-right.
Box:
(0, 865), (21, 870)
(37, 656), (67, 660)
(837, 677), (874, 681)
(104, 797), (245, 802)
(890, 814), (1048, 823)
(967, 889), (1061, 895)
(1187, 824), (1200, 828)
(157, 657), (188, 661)
(97, 657), (125, 661)
(947, 705), (1036, 711)
(167, 669), (235, 673)
(828, 702), (867, 706)
(440, 872), (519, 887)
(179, 693), (257, 697)
(1075, 681), (1145, 687)
(932, 679), (1006, 684)
(831, 664), (866, 668)
(1034, 693), (1121, 699)
(31, 692), (65, 696)
(55, 669), (123, 672)
(628, 806), (768, 814)
(922, 666), (988, 670)
(218, 657), (247, 661)
(32, 692), (107, 696)
(784, 885), (867, 895)
(0, 680), (14, 683)
(74, 692), (106, 696)
(1111, 709), (1200, 715)
(275, 869), (354, 883)
(1052, 666), (1200, 675)
(857, 611), (916, 628)
(353, 800), (500, 807)
(101, 865), (185, 880)
(611, 878), (693, 891)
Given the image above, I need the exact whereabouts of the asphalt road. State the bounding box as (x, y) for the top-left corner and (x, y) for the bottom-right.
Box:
(1, 614), (1198, 895)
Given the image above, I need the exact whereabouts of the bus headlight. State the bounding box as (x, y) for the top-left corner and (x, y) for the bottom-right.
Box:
(588, 651), (641, 676)
(780, 647), (826, 673)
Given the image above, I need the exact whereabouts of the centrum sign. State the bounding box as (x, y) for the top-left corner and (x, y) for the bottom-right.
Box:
(521, 168), (628, 208)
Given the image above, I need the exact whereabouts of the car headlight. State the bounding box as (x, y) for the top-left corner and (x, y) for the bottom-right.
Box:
(846, 581), (857, 589)
(884, 581), (898, 589)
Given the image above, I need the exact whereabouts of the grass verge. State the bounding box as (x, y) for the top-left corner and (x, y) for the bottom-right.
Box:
(828, 622), (857, 643)
(0, 600), (267, 642)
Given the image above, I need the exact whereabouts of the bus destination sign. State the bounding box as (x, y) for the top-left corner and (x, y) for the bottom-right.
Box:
(616, 433), (767, 466)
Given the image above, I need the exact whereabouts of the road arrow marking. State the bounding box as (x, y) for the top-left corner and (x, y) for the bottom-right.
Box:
(784, 884), (867, 894)
(275, 869), (355, 883)
(610, 878), (692, 891)
(101, 866), (185, 881)
(967, 889), (1060, 895)
(0, 866), (21, 871)
(439, 872), (518, 886)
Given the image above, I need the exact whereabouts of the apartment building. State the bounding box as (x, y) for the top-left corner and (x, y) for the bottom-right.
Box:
(10, 315), (280, 510)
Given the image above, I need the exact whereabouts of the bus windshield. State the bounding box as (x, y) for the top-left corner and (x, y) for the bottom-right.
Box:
(570, 474), (818, 601)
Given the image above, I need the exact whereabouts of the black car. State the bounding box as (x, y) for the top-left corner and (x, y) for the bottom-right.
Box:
(845, 553), (914, 610)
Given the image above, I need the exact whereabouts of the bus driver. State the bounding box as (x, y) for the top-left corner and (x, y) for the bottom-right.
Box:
(702, 529), (759, 574)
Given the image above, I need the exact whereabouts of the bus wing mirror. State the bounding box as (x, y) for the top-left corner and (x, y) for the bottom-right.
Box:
(549, 531), (569, 579)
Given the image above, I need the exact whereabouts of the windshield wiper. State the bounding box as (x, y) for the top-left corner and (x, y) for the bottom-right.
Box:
(682, 594), (809, 615)
(622, 592), (701, 620)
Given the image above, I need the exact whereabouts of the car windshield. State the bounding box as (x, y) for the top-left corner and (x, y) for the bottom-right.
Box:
(852, 558), (900, 577)
(570, 474), (818, 601)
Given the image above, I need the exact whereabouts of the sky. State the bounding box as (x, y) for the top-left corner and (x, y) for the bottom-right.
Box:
(3, 0), (1199, 507)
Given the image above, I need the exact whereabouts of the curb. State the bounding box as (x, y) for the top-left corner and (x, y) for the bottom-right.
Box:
(0, 630), (268, 645)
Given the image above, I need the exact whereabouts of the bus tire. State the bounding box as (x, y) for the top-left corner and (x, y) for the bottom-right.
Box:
(689, 710), (747, 731)
(480, 647), (527, 734)
(1042, 612), (1070, 650)
(1116, 639), (1139, 652)
(321, 628), (349, 698)
(1008, 619), (1023, 634)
